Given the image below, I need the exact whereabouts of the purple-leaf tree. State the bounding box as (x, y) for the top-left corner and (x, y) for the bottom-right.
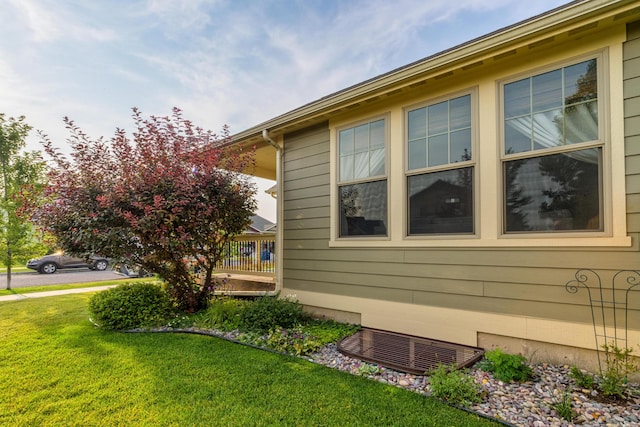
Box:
(34, 108), (256, 311)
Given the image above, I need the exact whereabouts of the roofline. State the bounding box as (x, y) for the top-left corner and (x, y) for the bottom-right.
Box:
(232, 0), (638, 144)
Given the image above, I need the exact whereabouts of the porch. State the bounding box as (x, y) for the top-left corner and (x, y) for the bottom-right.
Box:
(213, 233), (277, 295)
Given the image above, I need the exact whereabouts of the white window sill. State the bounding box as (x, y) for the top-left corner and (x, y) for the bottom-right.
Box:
(329, 235), (632, 249)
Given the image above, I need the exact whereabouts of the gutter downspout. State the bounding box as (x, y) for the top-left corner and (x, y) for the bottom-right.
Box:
(262, 130), (283, 295)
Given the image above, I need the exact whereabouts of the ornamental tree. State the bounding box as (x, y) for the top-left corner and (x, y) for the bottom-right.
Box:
(34, 108), (256, 311)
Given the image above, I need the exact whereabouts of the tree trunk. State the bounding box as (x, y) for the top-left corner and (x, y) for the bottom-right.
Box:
(2, 159), (10, 291)
(6, 246), (11, 290)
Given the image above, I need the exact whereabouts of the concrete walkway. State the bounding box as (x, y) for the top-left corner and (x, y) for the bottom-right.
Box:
(0, 285), (116, 302)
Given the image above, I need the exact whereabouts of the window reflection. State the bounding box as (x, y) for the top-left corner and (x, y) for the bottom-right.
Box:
(407, 94), (472, 170)
(339, 119), (386, 181)
(340, 180), (387, 237)
(408, 167), (473, 235)
(504, 59), (598, 154)
(504, 148), (601, 232)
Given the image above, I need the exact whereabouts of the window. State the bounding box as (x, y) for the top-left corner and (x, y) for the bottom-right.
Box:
(406, 94), (474, 235)
(338, 119), (387, 237)
(502, 58), (602, 233)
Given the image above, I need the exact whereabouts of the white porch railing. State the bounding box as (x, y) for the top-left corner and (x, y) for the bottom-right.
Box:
(216, 233), (275, 277)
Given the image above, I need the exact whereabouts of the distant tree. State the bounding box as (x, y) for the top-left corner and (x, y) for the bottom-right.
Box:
(504, 157), (532, 232)
(0, 114), (47, 290)
(538, 59), (600, 230)
(34, 108), (256, 311)
(538, 153), (599, 230)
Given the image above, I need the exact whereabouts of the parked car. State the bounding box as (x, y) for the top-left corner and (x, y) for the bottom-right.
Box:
(112, 262), (154, 278)
(26, 253), (109, 274)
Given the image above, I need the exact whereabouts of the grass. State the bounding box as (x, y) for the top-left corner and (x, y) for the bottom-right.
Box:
(0, 277), (153, 296)
(0, 265), (29, 273)
(0, 294), (499, 426)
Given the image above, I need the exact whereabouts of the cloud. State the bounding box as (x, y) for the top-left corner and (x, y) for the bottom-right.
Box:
(136, 0), (219, 34)
(7, 0), (117, 43)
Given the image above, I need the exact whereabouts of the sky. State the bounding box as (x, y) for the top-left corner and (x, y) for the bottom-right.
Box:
(0, 0), (571, 222)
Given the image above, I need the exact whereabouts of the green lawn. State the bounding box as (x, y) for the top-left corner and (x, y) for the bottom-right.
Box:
(0, 265), (29, 273)
(0, 294), (498, 427)
(0, 277), (152, 296)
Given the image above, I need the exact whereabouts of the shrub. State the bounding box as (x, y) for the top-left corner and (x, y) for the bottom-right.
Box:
(568, 344), (638, 399)
(238, 293), (309, 333)
(598, 342), (638, 398)
(569, 366), (596, 389)
(88, 282), (173, 330)
(301, 320), (360, 345)
(550, 391), (576, 422)
(478, 348), (532, 382)
(194, 297), (248, 331)
(265, 326), (322, 355)
(261, 320), (359, 356)
(428, 364), (482, 407)
(356, 363), (381, 377)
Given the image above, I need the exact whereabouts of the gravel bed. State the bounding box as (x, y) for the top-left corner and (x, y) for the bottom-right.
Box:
(309, 344), (640, 427)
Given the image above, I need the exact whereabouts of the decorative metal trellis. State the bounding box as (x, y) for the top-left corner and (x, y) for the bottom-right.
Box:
(565, 269), (640, 372)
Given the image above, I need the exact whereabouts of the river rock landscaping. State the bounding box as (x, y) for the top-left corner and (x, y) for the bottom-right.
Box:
(310, 343), (640, 427)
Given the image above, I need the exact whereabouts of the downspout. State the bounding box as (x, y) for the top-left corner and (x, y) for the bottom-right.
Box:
(262, 130), (283, 294)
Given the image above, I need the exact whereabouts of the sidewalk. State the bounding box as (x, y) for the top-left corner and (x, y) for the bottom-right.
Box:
(0, 285), (116, 302)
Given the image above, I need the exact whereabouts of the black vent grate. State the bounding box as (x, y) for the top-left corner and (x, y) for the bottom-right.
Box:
(337, 328), (484, 375)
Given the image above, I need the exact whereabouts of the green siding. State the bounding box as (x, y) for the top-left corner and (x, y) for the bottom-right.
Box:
(283, 185), (329, 201)
(628, 213), (640, 233)
(627, 20), (640, 41)
(285, 174), (330, 191)
(624, 76), (640, 98)
(627, 193), (640, 213)
(284, 163), (328, 181)
(282, 124), (331, 250)
(626, 134), (640, 155)
(283, 206), (329, 221)
(626, 20), (640, 241)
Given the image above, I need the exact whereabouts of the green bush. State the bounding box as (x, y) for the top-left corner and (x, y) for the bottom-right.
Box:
(478, 348), (532, 382)
(568, 344), (638, 398)
(194, 297), (248, 331)
(238, 293), (309, 333)
(599, 342), (638, 398)
(550, 391), (576, 422)
(248, 318), (360, 356)
(428, 364), (482, 407)
(569, 366), (596, 389)
(88, 282), (174, 330)
(265, 326), (322, 355)
(356, 363), (381, 377)
(301, 320), (360, 345)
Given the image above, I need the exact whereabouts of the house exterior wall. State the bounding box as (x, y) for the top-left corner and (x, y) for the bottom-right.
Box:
(280, 17), (640, 368)
(627, 21), (640, 235)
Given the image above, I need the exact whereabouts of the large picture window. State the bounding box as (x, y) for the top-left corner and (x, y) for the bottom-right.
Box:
(338, 119), (387, 237)
(502, 58), (602, 233)
(406, 94), (474, 235)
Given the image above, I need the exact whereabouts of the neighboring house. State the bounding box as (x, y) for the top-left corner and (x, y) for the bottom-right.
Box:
(245, 214), (276, 234)
(230, 0), (640, 369)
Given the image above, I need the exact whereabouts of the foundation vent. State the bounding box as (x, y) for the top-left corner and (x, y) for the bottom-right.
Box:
(337, 328), (484, 375)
